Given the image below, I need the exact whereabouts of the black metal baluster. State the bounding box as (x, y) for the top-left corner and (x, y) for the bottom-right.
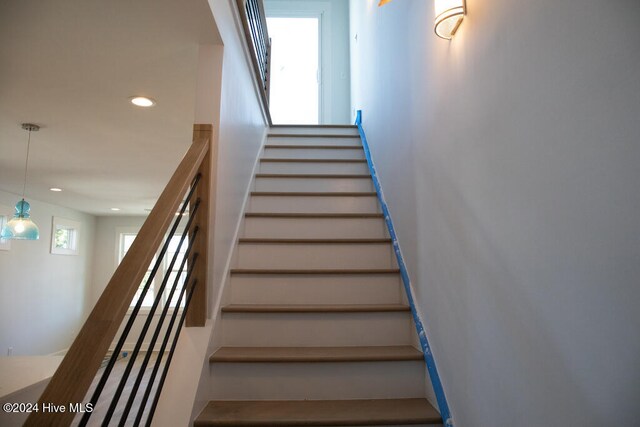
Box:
(144, 277), (199, 427)
(79, 174), (201, 427)
(102, 200), (201, 426)
(250, 0), (267, 67)
(247, 3), (263, 68)
(251, 0), (268, 67)
(249, 1), (267, 78)
(133, 252), (199, 426)
(116, 225), (200, 426)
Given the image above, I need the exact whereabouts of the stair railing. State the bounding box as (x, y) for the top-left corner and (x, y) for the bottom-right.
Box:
(236, 0), (272, 123)
(25, 124), (214, 427)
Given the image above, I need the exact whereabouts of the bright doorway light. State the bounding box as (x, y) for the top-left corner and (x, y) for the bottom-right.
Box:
(267, 17), (320, 124)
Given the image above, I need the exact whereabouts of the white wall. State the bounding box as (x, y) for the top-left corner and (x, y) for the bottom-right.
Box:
(350, 1), (640, 426)
(154, 0), (269, 424)
(91, 214), (191, 356)
(89, 0), (269, 415)
(207, 0), (268, 314)
(90, 215), (146, 306)
(90, 215), (164, 351)
(265, 0), (351, 124)
(0, 190), (95, 355)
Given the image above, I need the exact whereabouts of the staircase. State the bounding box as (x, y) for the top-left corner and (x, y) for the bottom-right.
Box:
(194, 126), (442, 426)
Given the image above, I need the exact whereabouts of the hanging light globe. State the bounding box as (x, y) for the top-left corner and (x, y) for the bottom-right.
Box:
(1, 123), (41, 240)
(1, 199), (39, 240)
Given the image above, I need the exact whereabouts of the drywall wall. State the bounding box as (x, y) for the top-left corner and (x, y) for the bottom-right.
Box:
(350, 1), (640, 426)
(89, 215), (169, 351)
(91, 214), (191, 356)
(90, 215), (146, 306)
(0, 190), (95, 355)
(206, 0), (268, 315)
(154, 0), (268, 424)
(265, 0), (351, 124)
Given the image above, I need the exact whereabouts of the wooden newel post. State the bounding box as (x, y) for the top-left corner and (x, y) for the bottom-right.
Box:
(187, 124), (215, 327)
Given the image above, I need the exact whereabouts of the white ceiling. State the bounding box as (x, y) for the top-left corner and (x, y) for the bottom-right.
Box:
(0, 0), (221, 215)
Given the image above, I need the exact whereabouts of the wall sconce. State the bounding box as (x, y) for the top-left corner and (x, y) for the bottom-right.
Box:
(434, 0), (465, 39)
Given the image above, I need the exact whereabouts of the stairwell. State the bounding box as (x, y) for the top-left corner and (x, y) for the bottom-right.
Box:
(194, 125), (442, 426)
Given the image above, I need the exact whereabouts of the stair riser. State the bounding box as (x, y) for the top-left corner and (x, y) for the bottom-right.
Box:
(230, 275), (402, 304)
(268, 136), (360, 145)
(222, 312), (413, 346)
(263, 148), (365, 160)
(248, 195), (379, 213)
(254, 177), (373, 192)
(259, 161), (369, 174)
(209, 361), (425, 400)
(235, 243), (395, 269)
(269, 127), (359, 136)
(198, 126), (440, 426)
(243, 217), (388, 238)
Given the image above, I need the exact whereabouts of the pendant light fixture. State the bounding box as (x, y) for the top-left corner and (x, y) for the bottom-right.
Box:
(1, 123), (40, 240)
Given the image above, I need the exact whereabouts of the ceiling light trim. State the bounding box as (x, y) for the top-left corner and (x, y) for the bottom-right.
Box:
(129, 96), (157, 107)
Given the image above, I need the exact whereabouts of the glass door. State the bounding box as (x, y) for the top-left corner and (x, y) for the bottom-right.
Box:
(267, 17), (320, 124)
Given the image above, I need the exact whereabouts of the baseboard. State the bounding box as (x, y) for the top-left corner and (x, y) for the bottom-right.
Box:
(355, 110), (453, 427)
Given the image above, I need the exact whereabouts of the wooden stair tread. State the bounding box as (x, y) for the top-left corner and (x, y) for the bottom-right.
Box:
(194, 399), (442, 426)
(230, 268), (400, 275)
(270, 124), (357, 128)
(245, 212), (384, 218)
(251, 191), (377, 197)
(238, 238), (391, 244)
(221, 304), (410, 313)
(268, 134), (359, 138)
(260, 158), (367, 163)
(255, 173), (371, 178)
(210, 346), (423, 363)
(265, 144), (362, 149)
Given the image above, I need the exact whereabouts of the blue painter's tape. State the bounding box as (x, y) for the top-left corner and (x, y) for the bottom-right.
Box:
(355, 110), (453, 427)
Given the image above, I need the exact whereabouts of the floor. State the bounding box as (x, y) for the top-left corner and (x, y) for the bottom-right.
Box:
(0, 355), (63, 401)
(71, 351), (162, 426)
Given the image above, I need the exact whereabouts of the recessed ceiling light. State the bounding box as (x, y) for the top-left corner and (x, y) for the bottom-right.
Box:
(130, 96), (156, 107)
(49, 187), (63, 192)
(110, 207), (121, 211)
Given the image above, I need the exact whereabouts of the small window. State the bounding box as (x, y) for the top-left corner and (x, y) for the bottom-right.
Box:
(51, 217), (81, 255)
(0, 207), (10, 251)
(118, 232), (188, 309)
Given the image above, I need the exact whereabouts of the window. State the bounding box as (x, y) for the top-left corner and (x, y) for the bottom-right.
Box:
(51, 217), (81, 255)
(0, 207), (10, 251)
(55, 227), (76, 250)
(119, 231), (188, 309)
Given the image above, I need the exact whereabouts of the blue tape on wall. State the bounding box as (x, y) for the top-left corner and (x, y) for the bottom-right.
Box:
(355, 110), (453, 427)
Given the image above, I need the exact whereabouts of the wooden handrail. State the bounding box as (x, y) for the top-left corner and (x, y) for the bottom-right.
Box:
(236, 0), (272, 124)
(26, 125), (212, 426)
